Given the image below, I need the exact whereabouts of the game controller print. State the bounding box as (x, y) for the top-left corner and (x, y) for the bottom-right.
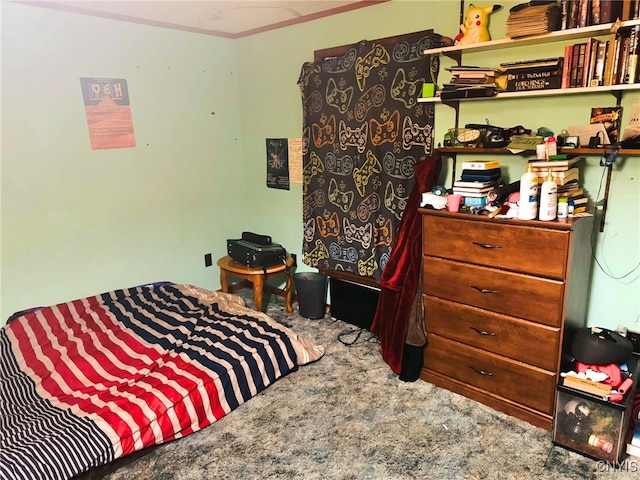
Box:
(392, 35), (441, 63)
(318, 211), (340, 237)
(354, 84), (385, 122)
(373, 218), (393, 247)
(370, 110), (400, 146)
(384, 181), (408, 221)
(303, 217), (315, 243)
(326, 78), (353, 114)
(382, 151), (416, 179)
(323, 47), (357, 73)
(356, 192), (381, 222)
(357, 253), (378, 277)
(303, 239), (330, 267)
(312, 114), (336, 148)
(355, 43), (390, 91)
(325, 152), (354, 176)
(391, 68), (424, 109)
(303, 90), (323, 119)
(338, 120), (368, 153)
(328, 178), (354, 213)
(353, 151), (382, 197)
(329, 242), (359, 264)
(303, 151), (326, 195)
(402, 116), (432, 154)
(343, 218), (372, 250)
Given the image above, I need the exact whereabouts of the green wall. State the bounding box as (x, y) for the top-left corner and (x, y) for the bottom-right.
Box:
(1, 1), (638, 332)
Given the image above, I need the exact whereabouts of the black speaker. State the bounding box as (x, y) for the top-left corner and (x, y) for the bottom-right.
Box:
(329, 278), (379, 330)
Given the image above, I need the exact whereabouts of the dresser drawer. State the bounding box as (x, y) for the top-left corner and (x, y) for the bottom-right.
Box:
(423, 256), (564, 327)
(423, 215), (570, 279)
(423, 335), (556, 415)
(423, 295), (560, 371)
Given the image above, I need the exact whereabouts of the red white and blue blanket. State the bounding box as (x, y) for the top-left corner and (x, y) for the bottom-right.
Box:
(0, 284), (324, 480)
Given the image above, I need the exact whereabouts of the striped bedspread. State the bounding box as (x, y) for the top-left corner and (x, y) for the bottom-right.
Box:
(0, 284), (324, 480)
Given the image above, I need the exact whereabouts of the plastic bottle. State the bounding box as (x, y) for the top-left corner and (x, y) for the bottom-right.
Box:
(558, 197), (568, 218)
(545, 136), (558, 157)
(518, 163), (539, 220)
(539, 169), (558, 221)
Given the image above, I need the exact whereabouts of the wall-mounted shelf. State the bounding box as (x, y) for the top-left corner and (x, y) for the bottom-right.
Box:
(424, 19), (640, 58)
(419, 83), (639, 104)
(437, 146), (640, 156)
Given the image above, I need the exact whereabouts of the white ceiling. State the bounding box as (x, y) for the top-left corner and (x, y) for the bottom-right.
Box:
(16, 0), (387, 38)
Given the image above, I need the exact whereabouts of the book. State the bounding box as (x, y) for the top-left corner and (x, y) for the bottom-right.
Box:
(452, 185), (495, 193)
(505, 76), (562, 92)
(583, 37), (599, 86)
(453, 180), (498, 188)
(563, 375), (612, 397)
(528, 156), (582, 168)
(627, 24), (639, 84)
(591, 106), (623, 144)
(592, 40), (608, 86)
(600, 0), (624, 23)
(562, 44), (573, 88)
(452, 189), (491, 198)
(460, 160), (500, 170)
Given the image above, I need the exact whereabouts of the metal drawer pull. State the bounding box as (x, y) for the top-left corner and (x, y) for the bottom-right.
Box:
(470, 327), (497, 336)
(472, 242), (502, 249)
(470, 367), (494, 376)
(471, 286), (500, 294)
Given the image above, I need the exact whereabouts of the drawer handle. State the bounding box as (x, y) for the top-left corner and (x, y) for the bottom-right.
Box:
(472, 242), (502, 249)
(470, 327), (498, 337)
(471, 286), (500, 294)
(470, 366), (494, 376)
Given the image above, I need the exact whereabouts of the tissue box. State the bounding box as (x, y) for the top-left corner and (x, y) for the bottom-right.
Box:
(552, 359), (638, 463)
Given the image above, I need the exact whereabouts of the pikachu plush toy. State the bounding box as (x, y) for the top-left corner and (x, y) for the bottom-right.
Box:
(455, 4), (502, 45)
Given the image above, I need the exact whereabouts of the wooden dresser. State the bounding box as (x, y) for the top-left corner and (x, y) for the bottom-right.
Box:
(420, 209), (594, 430)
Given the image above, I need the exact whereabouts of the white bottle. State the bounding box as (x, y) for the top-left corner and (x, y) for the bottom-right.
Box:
(539, 169), (558, 221)
(518, 163), (539, 220)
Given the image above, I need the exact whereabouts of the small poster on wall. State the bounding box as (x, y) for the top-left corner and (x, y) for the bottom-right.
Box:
(266, 138), (290, 190)
(80, 77), (136, 150)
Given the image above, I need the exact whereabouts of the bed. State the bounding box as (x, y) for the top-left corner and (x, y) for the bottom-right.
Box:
(0, 283), (324, 480)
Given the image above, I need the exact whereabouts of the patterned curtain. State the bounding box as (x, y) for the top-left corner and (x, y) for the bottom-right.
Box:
(298, 32), (441, 281)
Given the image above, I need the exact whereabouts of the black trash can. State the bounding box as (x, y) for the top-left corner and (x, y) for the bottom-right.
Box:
(293, 272), (327, 319)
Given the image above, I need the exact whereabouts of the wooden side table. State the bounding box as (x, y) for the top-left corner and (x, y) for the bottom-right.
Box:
(217, 255), (294, 313)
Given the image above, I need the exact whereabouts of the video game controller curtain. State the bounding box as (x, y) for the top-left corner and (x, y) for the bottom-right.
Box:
(298, 32), (441, 280)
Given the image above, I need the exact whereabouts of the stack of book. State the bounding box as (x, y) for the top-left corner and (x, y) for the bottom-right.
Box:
(627, 420), (640, 460)
(506, 2), (563, 38)
(528, 156), (588, 213)
(444, 66), (499, 88)
(498, 57), (564, 92)
(452, 160), (502, 207)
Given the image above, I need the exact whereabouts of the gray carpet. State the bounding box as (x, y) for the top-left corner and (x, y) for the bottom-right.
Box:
(104, 292), (638, 480)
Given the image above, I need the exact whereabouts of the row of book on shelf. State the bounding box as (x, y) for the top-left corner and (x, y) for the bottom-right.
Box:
(560, 0), (640, 31)
(452, 157), (587, 213)
(562, 23), (640, 88)
(444, 26), (638, 96)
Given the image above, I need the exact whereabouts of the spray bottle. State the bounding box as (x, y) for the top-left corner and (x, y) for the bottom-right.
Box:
(539, 169), (558, 221)
(518, 163), (539, 220)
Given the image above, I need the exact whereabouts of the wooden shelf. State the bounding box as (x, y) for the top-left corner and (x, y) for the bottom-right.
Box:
(436, 147), (640, 156)
(423, 19), (640, 56)
(419, 83), (640, 103)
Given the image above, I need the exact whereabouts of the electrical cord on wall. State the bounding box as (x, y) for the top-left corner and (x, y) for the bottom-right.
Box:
(590, 157), (640, 280)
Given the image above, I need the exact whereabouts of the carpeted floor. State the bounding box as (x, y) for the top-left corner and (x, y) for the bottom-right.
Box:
(103, 291), (638, 480)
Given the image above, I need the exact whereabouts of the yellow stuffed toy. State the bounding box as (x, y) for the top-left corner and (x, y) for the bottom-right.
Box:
(455, 4), (502, 45)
